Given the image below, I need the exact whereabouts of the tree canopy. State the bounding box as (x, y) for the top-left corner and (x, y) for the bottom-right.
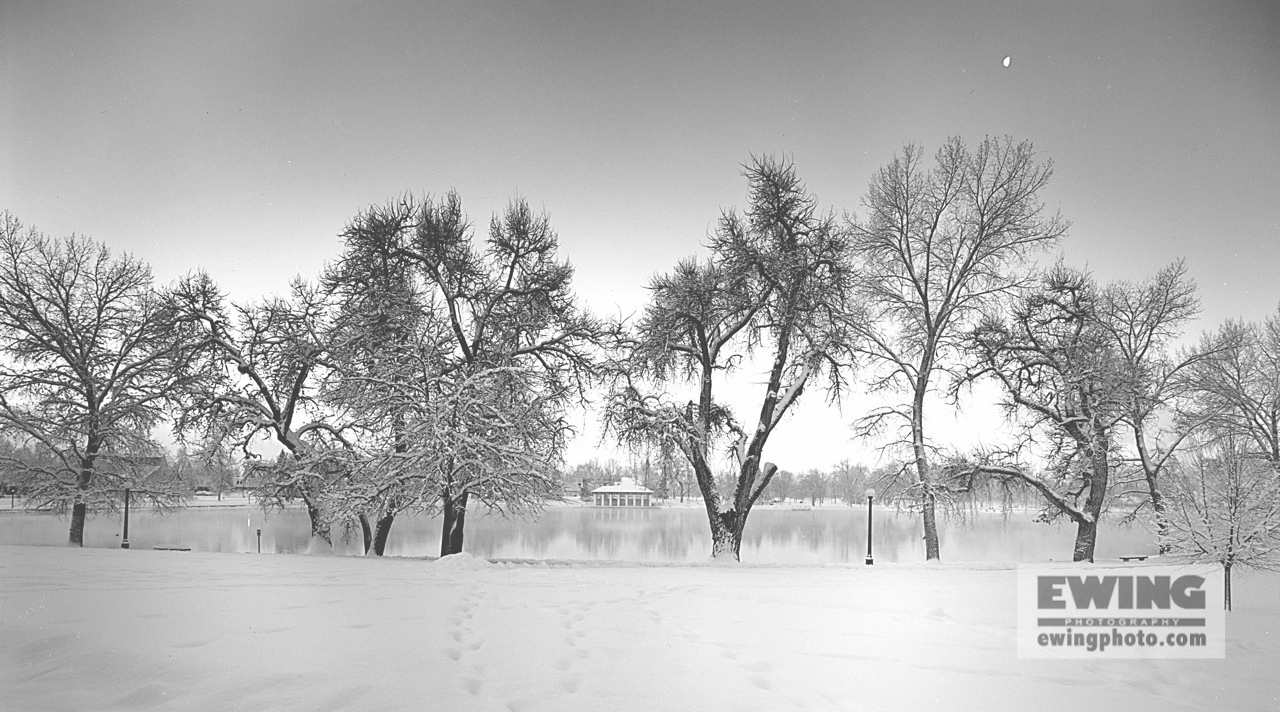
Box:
(607, 155), (858, 559)
(0, 213), (205, 544)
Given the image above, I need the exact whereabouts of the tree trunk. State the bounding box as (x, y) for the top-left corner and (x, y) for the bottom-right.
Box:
(921, 488), (940, 560)
(709, 510), (742, 561)
(67, 455), (94, 547)
(358, 514), (373, 555)
(1150, 490), (1170, 555)
(912, 386), (941, 561)
(1224, 563), (1233, 612)
(372, 511), (396, 556)
(1071, 427), (1111, 563)
(689, 444), (729, 559)
(1071, 518), (1097, 563)
(68, 502), (87, 547)
(306, 503), (331, 546)
(1134, 429), (1170, 554)
(440, 491), (469, 557)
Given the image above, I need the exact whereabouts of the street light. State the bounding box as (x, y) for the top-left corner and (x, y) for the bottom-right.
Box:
(865, 488), (875, 566)
(121, 486), (131, 550)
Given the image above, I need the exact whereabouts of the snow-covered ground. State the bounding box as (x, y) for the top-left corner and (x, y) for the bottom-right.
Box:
(1, 545), (1277, 711)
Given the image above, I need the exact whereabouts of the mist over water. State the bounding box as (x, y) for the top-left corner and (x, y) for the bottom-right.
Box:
(0, 504), (1156, 563)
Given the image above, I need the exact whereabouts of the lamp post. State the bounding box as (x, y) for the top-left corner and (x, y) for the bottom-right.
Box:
(864, 488), (874, 565)
(121, 486), (131, 550)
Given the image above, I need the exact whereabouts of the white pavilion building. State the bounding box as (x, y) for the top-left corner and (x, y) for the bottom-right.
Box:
(590, 477), (654, 507)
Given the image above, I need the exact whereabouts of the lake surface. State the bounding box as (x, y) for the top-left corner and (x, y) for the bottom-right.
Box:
(0, 501), (1158, 563)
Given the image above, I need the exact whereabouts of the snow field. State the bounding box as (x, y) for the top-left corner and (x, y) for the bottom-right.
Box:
(1, 545), (1277, 711)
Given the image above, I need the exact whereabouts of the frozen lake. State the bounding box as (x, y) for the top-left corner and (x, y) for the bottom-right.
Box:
(0, 501), (1156, 563)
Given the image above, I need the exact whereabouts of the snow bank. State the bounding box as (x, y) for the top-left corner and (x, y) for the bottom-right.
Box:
(433, 551), (498, 571)
(1, 545), (1276, 711)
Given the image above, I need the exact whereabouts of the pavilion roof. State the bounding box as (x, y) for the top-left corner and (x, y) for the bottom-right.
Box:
(591, 478), (653, 495)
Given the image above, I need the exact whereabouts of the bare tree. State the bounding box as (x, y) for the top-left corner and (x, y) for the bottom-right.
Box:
(321, 198), (430, 555)
(954, 265), (1130, 562)
(830, 460), (870, 506)
(171, 273), (353, 549)
(760, 467), (796, 504)
(606, 156), (857, 560)
(952, 262), (1201, 561)
(649, 444), (695, 503)
(850, 136), (1065, 560)
(323, 194), (608, 557)
(1162, 437), (1280, 610)
(1097, 261), (1209, 550)
(167, 445), (239, 499)
(1181, 309), (1280, 469)
(0, 214), (203, 544)
(325, 364), (566, 554)
(567, 458), (623, 498)
(798, 468), (830, 506)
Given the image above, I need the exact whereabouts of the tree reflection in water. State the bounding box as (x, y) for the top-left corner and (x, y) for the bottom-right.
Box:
(0, 504), (1157, 563)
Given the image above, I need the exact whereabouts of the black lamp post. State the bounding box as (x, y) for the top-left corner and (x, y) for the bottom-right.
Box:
(864, 488), (874, 565)
(121, 486), (131, 549)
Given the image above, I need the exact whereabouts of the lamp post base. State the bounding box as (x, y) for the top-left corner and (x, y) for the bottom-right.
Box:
(864, 556), (873, 565)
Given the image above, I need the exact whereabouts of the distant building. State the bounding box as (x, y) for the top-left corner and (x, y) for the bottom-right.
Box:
(591, 477), (654, 507)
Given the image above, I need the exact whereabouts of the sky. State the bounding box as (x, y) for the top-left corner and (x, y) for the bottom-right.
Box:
(3, 0), (1279, 471)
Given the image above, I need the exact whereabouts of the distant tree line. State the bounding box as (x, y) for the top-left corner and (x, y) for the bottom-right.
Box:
(2, 135), (1278, 575)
